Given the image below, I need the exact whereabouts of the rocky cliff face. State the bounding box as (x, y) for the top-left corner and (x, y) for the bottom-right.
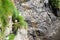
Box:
(14, 0), (60, 40)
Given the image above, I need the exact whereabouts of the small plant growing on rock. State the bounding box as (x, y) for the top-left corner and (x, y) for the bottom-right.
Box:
(0, 0), (28, 40)
(49, 0), (60, 9)
(49, 0), (60, 16)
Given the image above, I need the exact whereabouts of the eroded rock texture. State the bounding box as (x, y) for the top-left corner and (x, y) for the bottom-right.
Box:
(14, 0), (60, 40)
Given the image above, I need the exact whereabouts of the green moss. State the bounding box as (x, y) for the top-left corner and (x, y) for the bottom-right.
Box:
(8, 34), (15, 40)
(49, 0), (60, 9)
(1, 0), (15, 15)
(12, 9), (28, 28)
(0, 0), (28, 39)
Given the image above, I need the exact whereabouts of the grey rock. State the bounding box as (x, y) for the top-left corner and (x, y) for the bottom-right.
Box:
(14, 0), (60, 40)
(57, 10), (60, 17)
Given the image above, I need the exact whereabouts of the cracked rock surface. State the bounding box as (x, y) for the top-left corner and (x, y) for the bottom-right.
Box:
(14, 0), (60, 40)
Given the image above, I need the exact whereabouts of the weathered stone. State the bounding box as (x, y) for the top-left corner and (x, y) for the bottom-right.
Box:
(14, 29), (29, 40)
(14, 0), (60, 40)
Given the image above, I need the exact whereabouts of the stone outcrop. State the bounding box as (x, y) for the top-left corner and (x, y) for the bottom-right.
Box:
(14, 0), (60, 40)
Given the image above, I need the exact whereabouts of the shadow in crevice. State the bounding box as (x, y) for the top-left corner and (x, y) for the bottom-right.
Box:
(48, 0), (60, 17)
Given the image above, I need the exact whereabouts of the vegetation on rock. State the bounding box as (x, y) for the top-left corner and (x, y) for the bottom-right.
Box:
(49, 0), (60, 9)
(0, 0), (27, 40)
